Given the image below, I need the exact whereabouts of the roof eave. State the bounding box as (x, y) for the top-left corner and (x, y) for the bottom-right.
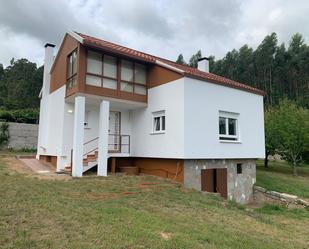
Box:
(184, 73), (265, 96)
(82, 40), (155, 64)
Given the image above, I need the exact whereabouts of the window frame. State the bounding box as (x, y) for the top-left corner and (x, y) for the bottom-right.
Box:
(85, 49), (148, 96)
(152, 111), (166, 134)
(66, 50), (77, 89)
(219, 111), (239, 142)
(86, 51), (118, 90)
(120, 60), (147, 95)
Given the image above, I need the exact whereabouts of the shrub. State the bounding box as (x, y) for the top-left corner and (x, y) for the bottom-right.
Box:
(0, 108), (39, 124)
(0, 122), (9, 148)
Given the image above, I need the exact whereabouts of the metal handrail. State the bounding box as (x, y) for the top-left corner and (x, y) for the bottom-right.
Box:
(84, 137), (99, 145)
(71, 134), (131, 169)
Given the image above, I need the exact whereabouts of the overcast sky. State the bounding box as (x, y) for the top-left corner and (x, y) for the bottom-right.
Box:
(1, 0), (309, 67)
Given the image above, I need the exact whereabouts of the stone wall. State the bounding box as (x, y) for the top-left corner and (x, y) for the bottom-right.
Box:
(1, 122), (38, 149)
(184, 159), (256, 204)
(254, 186), (309, 208)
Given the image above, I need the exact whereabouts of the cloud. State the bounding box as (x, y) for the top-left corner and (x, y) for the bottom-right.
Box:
(0, 0), (309, 67)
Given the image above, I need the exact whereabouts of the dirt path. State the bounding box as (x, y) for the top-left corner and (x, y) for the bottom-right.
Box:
(1, 156), (71, 180)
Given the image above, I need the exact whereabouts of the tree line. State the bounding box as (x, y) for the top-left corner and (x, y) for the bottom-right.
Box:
(176, 32), (309, 108)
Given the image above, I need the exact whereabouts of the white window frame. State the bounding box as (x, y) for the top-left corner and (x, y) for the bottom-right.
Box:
(152, 111), (165, 134)
(219, 111), (239, 142)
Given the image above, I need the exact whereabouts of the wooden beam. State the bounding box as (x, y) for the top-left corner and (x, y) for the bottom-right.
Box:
(111, 157), (116, 174)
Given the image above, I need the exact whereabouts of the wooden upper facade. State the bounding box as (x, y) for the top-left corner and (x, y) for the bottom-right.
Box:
(50, 33), (183, 103)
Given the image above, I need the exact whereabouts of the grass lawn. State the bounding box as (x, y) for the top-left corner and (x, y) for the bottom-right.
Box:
(256, 160), (309, 199)
(0, 157), (309, 249)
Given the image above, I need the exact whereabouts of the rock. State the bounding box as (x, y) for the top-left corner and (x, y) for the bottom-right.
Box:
(269, 191), (282, 198)
(280, 193), (298, 199)
(254, 186), (266, 193)
(297, 199), (309, 207)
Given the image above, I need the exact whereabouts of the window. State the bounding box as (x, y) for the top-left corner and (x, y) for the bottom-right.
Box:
(237, 163), (242, 174)
(85, 50), (147, 95)
(67, 50), (77, 89)
(152, 111), (165, 133)
(86, 50), (117, 90)
(219, 111), (239, 141)
(121, 60), (147, 95)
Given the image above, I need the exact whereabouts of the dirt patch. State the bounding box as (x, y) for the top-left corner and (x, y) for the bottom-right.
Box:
(1, 156), (71, 180)
(159, 231), (172, 240)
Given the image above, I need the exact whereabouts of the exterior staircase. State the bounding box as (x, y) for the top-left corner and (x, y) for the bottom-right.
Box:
(62, 151), (98, 174)
(62, 134), (130, 175)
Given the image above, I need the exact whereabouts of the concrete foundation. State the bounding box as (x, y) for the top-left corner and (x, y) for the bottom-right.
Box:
(184, 159), (256, 204)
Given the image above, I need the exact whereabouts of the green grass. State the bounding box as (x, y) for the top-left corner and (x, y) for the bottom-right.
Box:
(0, 148), (36, 156)
(256, 160), (309, 199)
(0, 157), (309, 249)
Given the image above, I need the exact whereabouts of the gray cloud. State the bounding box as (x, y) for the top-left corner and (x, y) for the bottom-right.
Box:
(0, 0), (309, 67)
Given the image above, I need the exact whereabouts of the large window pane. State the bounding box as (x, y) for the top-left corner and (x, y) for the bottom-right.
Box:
(86, 75), (102, 87)
(72, 51), (77, 74)
(228, 118), (236, 135)
(219, 117), (226, 135)
(121, 82), (133, 92)
(154, 117), (160, 131)
(121, 60), (133, 82)
(103, 55), (117, 78)
(103, 78), (117, 90)
(134, 85), (146, 95)
(135, 63), (146, 84)
(161, 116), (165, 131)
(68, 55), (73, 76)
(87, 50), (102, 75)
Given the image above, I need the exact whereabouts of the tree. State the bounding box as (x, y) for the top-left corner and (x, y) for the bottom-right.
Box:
(0, 64), (3, 80)
(189, 50), (202, 68)
(0, 59), (43, 109)
(204, 32), (309, 108)
(273, 100), (309, 176)
(264, 107), (280, 168)
(175, 54), (187, 65)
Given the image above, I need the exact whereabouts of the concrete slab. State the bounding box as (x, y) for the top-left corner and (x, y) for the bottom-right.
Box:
(18, 158), (62, 176)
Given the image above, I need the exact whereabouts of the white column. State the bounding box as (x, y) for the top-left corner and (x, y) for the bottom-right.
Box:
(98, 100), (110, 176)
(72, 96), (85, 177)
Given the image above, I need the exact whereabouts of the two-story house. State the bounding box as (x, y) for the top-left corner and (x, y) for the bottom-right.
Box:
(37, 31), (265, 204)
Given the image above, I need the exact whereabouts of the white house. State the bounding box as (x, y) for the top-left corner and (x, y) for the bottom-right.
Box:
(37, 31), (265, 204)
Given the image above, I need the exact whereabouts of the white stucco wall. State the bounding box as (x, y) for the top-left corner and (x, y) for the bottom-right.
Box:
(183, 77), (265, 159)
(37, 85), (66, 156)
(131, 78), (185, 158)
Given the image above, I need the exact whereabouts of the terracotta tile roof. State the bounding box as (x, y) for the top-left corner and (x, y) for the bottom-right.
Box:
(77, 32), (264, 96)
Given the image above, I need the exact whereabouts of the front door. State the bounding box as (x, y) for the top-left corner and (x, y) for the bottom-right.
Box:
(108, 111), (121, 152)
